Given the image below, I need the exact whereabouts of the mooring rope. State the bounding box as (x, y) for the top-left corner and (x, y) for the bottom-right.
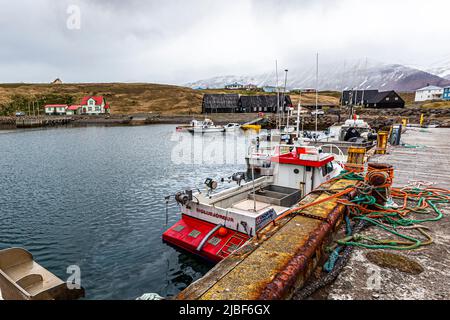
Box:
(294, 169), (450, 300)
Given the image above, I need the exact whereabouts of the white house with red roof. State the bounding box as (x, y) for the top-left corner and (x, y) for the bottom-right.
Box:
(80, 96), (111, 115)
(44, 104), (68, 115)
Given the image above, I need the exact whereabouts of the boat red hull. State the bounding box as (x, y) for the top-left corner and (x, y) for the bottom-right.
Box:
(162, 215), (250, 263)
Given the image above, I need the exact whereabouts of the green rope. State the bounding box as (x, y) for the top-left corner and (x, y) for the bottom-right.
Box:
(337, 216), (422, 250)
(336, 186), (449, 251)
(335, 170), (365, 182)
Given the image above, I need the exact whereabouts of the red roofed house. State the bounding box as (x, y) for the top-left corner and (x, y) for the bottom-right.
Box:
(80, 96), (111, 115)
(66, 105), (82, 116)
(44, 104), (67, 115)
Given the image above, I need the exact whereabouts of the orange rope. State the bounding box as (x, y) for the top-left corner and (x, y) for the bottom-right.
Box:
(275, 187), (355, 222)
(338, 186), (450, 219)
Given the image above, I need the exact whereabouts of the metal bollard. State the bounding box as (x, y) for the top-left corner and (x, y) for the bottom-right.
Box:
(376, 131), (389, 154)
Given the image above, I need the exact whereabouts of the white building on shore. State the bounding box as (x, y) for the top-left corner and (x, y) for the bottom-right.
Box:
(414, 85), (443, 102)
(44, 104), (67, 115)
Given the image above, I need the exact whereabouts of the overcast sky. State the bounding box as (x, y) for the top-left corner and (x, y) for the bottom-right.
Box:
(1, 0), (449, 84)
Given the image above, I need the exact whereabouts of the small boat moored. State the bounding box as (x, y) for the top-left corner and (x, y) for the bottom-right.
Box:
(187, 119), (225, 134)
(224, 123), (241, 131)
(240, 124), (262, 132)
(0, 248), (85, 300)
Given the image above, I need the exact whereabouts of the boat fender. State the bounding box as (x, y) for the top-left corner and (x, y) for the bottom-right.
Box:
(218, 227), (228, 237)
(136, 293), (164, 300)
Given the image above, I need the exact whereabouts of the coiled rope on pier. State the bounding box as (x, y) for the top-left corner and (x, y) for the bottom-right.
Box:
(294, 169), (450, 300)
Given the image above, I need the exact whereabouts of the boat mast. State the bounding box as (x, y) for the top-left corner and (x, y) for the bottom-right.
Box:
(315, 53), (319, 133)
(276, 60), (280, 130)
(283, 69), (289, 130)
(361, 57), (368, 107)
(296, 90), (302, 138)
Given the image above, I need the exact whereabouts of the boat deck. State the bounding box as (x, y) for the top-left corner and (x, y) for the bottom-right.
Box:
(230, 199), (287, 216)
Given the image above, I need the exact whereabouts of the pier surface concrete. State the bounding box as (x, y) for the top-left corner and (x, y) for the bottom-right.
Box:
(316, 127), (450, 300)
(177, 179), (357, 300)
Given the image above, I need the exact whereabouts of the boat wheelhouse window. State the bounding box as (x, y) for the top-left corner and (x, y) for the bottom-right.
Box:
(322, 162), (334, 176)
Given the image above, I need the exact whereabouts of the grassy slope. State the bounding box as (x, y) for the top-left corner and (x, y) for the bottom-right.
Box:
(0, 83), (447, 116)
(0, 83), (204, 115)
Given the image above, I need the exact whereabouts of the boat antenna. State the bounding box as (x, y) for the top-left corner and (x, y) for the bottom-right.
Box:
(283, 69), (289, 130)
(315, 53), (319, 133)
(296, 89), (301, 138)
(361, 57), (368, 107)
(251, 147), (257, 212)
(275, 60), (280, 130)
(348, 88), (353, 119)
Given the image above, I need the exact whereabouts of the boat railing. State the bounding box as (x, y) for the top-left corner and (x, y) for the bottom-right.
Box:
(320, 144), (346, 163)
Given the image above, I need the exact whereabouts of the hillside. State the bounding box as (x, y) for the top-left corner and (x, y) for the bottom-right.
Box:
(0, 83), (341, 116)
(0, 83), (204, 115)
(0, 83), (446, 117)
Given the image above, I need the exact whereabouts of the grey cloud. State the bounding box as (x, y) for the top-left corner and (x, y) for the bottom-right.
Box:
(0, 0), (449, 84)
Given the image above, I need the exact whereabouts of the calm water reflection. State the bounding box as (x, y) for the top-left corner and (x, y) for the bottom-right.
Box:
(0, 125), (251, 299)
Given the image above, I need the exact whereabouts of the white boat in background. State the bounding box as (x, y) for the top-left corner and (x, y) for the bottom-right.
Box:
(224, 123), (241, 132)
(186, 119), (225, 134)
(338, 117), (375, 142)
(176, 119), (203, 132)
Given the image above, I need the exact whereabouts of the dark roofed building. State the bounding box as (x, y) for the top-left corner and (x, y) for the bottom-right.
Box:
(239, 95), (292, 113)
(202, 94), (240, 113)
(202, 94), (293, 114)
(341, 90), (405, 108)
(368, 91), (405, 108)
(341, 90), (378, 106)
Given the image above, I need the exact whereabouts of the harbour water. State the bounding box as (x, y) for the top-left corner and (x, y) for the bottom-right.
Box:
(0, 125), (249, 299)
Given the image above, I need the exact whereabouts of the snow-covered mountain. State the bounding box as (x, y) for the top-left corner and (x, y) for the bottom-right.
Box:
(421, 54), (450, 80)
(186, 59), (450, 92)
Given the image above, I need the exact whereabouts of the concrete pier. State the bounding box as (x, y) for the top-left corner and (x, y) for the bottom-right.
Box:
(177, 179), (357, 300)
(318, 127), (450, 300)
(371, 127), (450, 188)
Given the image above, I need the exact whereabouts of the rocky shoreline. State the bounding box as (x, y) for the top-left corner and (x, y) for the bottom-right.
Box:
(1, 107), (449, 131)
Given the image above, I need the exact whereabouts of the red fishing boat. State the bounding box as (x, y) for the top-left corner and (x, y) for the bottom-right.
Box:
(163, 144), (343, 263)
